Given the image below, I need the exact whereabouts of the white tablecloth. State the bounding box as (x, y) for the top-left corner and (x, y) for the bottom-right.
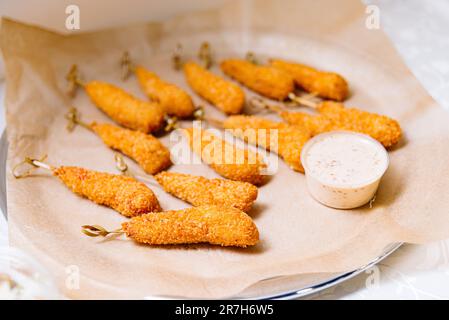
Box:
(1, 0), (449, 299)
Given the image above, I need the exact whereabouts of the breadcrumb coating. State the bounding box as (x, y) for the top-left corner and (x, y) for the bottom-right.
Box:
(270, 59), (349, 101)
(280, 101), (402, 148)
(223, 115), (312, 172)
(135, 66), (195, 118)
(184, 127), (266, 185)
(122, 205), (259, 247)
(53, 166), (161, 217)
(85, 81), (165, 133)
(184, 62), (245, 114)
(220, 59), (295, 100)
(154, 171), (258, 212)
(91, 123), (171, 175)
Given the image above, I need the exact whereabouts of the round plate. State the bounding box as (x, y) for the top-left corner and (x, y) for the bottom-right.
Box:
(0, 131), (401, 299)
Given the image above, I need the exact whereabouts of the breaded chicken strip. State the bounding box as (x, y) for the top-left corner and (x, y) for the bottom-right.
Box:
(280, 101), (402, 148)
(184, 62), (245, 114)
(222, 115), (311, 172)
(220, 59), (295, 100)
(184, 127), (266, 185)
(154, 171), (258, 212)
(91, 123), (171, 174)
(122, 205), (259, 247)
(270, 59), (349, 101)
(135, 66), (195, 118)
(53, 166), (161, 217)
(85, 81), (165, 133)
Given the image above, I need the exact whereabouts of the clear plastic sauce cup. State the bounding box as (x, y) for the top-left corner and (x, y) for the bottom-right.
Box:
(301, 131), (389, 209)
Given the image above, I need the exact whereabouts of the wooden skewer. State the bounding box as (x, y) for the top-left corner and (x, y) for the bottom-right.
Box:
(172, 43), (183, 71)
(65, 107), (93, 132)
(192, 106), (224, 128)
(198, 41), (213, 69)
(249, 97), (286, 114)
(114, 152), (133, 177)
(82, 225), (124, 237)
(120, 51), (136, 81)
(203, 116), (224, 129)
(287, 92), (319, 109)
(245, 51), (259, 65)
(66, 67), (178, 132)
(12, 155), (54, 179)
(112, 153), (160, 187)
(66, 64), (85, 97)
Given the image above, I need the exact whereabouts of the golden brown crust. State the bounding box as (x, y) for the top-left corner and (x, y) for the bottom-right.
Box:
(270, 59), (349, 101)
(85, 81), (165, 133)
(91, 123), (171, 175)
(184, 127), (266, 185)
(135, 66), (195, 118)
(280, 101), (402, 148)
(53, 166), (161, 217)
(122, 205), (259, 247)
(279, 111), (331, 136)
(223, 115), (311, 172)
(183, 62), (245, 114)
(220, 59), (295, 100)
(154, 171), (258, 212)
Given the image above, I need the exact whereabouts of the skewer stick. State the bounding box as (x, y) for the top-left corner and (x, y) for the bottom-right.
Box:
(81, 225), (124, 237)
(12, 155), (54, 178)
(164, 115), (179, 132)
(65, 107), (93, 132)
(245, 51), (259, 65)
(66, 64), (85, 97)
(172, 43), (183, 71)
(203, 117), (224, 128)
(114, 153), (134, 177)
(192, 106), (224, 128)
(287, 92), (318, 109)
(198, 42), (213, 69)
(113, 153), (159, 187)
(249, 97), (286, 114)
(120, 51), (136, 81)
(193, 106), (206, 120)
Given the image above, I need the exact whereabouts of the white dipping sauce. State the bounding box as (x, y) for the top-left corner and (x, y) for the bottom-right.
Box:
(301, 131), (389, 209)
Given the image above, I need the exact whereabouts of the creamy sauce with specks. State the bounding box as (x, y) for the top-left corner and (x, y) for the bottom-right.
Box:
(304, 132), (388, 187)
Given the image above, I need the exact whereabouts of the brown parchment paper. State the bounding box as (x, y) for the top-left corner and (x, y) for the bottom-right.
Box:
(2, 0), (449, 299)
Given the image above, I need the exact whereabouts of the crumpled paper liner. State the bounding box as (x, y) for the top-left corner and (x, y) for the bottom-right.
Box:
(2, 0), (449, 299)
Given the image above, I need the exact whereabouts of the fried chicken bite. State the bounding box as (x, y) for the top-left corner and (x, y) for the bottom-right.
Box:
(85, 81), (165, 133)
(154, 171), (258, 212)
(122, 205), (259, 247)
(220, 59), (295, 100)
(90, 123), (171, 175)
(135, 66), (195, 118)
(53, 166), (161, 217)
(184, 127), (267, 185)
(184, 62), (245, 114)
(270, 59), (349, 101)
(222, 115), (312, 172)
(280, 101), (402, 148)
